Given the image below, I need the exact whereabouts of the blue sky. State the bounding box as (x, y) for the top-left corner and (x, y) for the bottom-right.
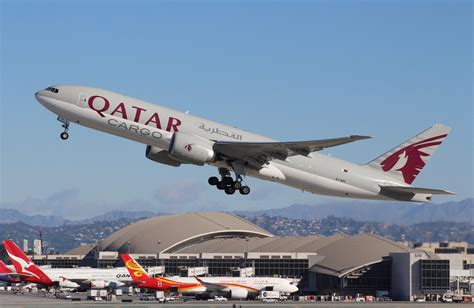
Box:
(1, 0), (472, 219)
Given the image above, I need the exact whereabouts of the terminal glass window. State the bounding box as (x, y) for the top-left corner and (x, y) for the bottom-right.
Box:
(420, 259), (449, 293)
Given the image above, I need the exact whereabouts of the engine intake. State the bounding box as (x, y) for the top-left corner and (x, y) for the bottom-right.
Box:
(90, 280), (106, 289)
(168, 132), (215, 166)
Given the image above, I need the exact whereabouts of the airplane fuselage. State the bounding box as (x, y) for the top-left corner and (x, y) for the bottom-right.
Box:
(35, 85), (438, 202)
(142, 275), (298, 297)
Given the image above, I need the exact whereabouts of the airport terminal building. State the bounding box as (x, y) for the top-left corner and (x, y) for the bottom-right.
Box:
(2, 212), (455, 300)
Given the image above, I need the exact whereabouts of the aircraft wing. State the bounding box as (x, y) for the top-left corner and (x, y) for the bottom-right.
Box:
(213, 135), (371, 164)
(194, 276), (228, 292)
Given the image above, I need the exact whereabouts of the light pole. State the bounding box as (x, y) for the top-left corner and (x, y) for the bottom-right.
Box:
(156, 240), (161, 267)
(245, 237), (250, 267)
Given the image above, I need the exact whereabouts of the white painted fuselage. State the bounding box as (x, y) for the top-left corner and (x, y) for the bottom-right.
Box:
(35, 85), (448, 202)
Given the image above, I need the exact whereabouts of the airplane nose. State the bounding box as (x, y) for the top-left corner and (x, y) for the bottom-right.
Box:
(34, 89), (53, 109)
(35, 90), (51, 106)
(35, 90), (44, 101)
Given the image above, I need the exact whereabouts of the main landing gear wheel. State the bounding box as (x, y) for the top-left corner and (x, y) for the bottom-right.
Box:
(208, 176), (219, 186)
(233, 181), (242, 190)
(223, 177), (233, 185)
(216, 182), (226, 190)
(225, 186), (236, 195)
(239, 186), (250, 195)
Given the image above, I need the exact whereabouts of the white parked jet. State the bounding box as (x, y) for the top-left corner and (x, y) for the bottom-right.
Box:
(2, 240), (161, 289)
(35, 85), (453, 202)
(121, 254), (298, 299)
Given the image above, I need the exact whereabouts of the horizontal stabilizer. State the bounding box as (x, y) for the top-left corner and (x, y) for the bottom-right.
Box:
(381, 185), (455, 195)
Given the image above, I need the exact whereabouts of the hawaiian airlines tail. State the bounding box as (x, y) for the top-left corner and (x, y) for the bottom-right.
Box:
(367, 124), (451, 185)
(3, 240), (53, 285)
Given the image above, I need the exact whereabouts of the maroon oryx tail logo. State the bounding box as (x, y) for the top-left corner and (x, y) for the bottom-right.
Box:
(380, 134), (447, 184)
(184, 144), (193, 152)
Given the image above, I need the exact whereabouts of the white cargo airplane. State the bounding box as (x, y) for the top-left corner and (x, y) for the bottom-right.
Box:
(35, 85), (453, 202)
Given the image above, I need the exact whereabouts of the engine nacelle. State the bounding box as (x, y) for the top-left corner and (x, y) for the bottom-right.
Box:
(168, 132), (215, 166)
(90, 280), (106, 289)
(229, 287), (248, 299)
(58, 278), (80, 289)
(106, 280), (125, 289)
(146, 145), (182, 167)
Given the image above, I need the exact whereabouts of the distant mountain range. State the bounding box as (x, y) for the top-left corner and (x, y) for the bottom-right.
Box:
(234, 198), (473, 225)
(0, 209), (162, 227)
(1, 209), (70, 227)
(1, 198), (472, 227)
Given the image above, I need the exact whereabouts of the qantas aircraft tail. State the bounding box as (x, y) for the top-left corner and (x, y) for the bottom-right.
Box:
(366, 124), (451, 185)
(0, 261), (13, 273)
(2, 240), (53, 285)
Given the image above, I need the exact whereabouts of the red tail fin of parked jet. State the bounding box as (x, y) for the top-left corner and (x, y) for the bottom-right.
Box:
(3, 240), (53, 285)
(121, 254), (156, 288)
(121, 254), (199, 290)
(0, 260), (21, 283)
(0, 261), (13, 273)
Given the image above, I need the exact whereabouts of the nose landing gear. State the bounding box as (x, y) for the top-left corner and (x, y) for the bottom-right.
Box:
(58, 116), (70, 140)
(208, 168), (250, 195)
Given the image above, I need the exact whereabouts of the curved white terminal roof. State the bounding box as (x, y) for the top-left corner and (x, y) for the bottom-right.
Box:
(309, 233), (415, 277)
(95, 212), (273, 254)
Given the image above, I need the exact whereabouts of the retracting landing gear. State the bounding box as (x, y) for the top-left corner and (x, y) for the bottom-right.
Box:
(58, 116), (70, 140)
(208, 168), (250, 195)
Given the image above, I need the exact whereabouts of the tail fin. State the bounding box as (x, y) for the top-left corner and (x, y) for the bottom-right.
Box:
(0, 261), (13, 273)
(367, 124), (451, 184)
(120, 254), (151, 282)
(2, 240), (52, 285)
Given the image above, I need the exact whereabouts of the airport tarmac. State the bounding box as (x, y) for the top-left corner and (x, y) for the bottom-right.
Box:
(1, 292), (472, 308)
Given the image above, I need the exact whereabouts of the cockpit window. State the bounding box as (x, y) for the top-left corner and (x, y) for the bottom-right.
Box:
(45, 87), (59, 94)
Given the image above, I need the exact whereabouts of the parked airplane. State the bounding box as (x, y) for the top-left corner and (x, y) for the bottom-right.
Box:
(121, 254), (298, 299)
(35, 85), (453, 202)
(2, 240), (158, 289)
(0, 260), (21, 283)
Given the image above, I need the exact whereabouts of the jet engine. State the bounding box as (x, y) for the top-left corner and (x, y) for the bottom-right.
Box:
(229, 287), (248, 300)
(90, 280), (106, 289)
(168, 132), (215, 166)
(146, 145), (182, 167)
(107, 281), (125, 289)
(58, 278), (80, 289)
